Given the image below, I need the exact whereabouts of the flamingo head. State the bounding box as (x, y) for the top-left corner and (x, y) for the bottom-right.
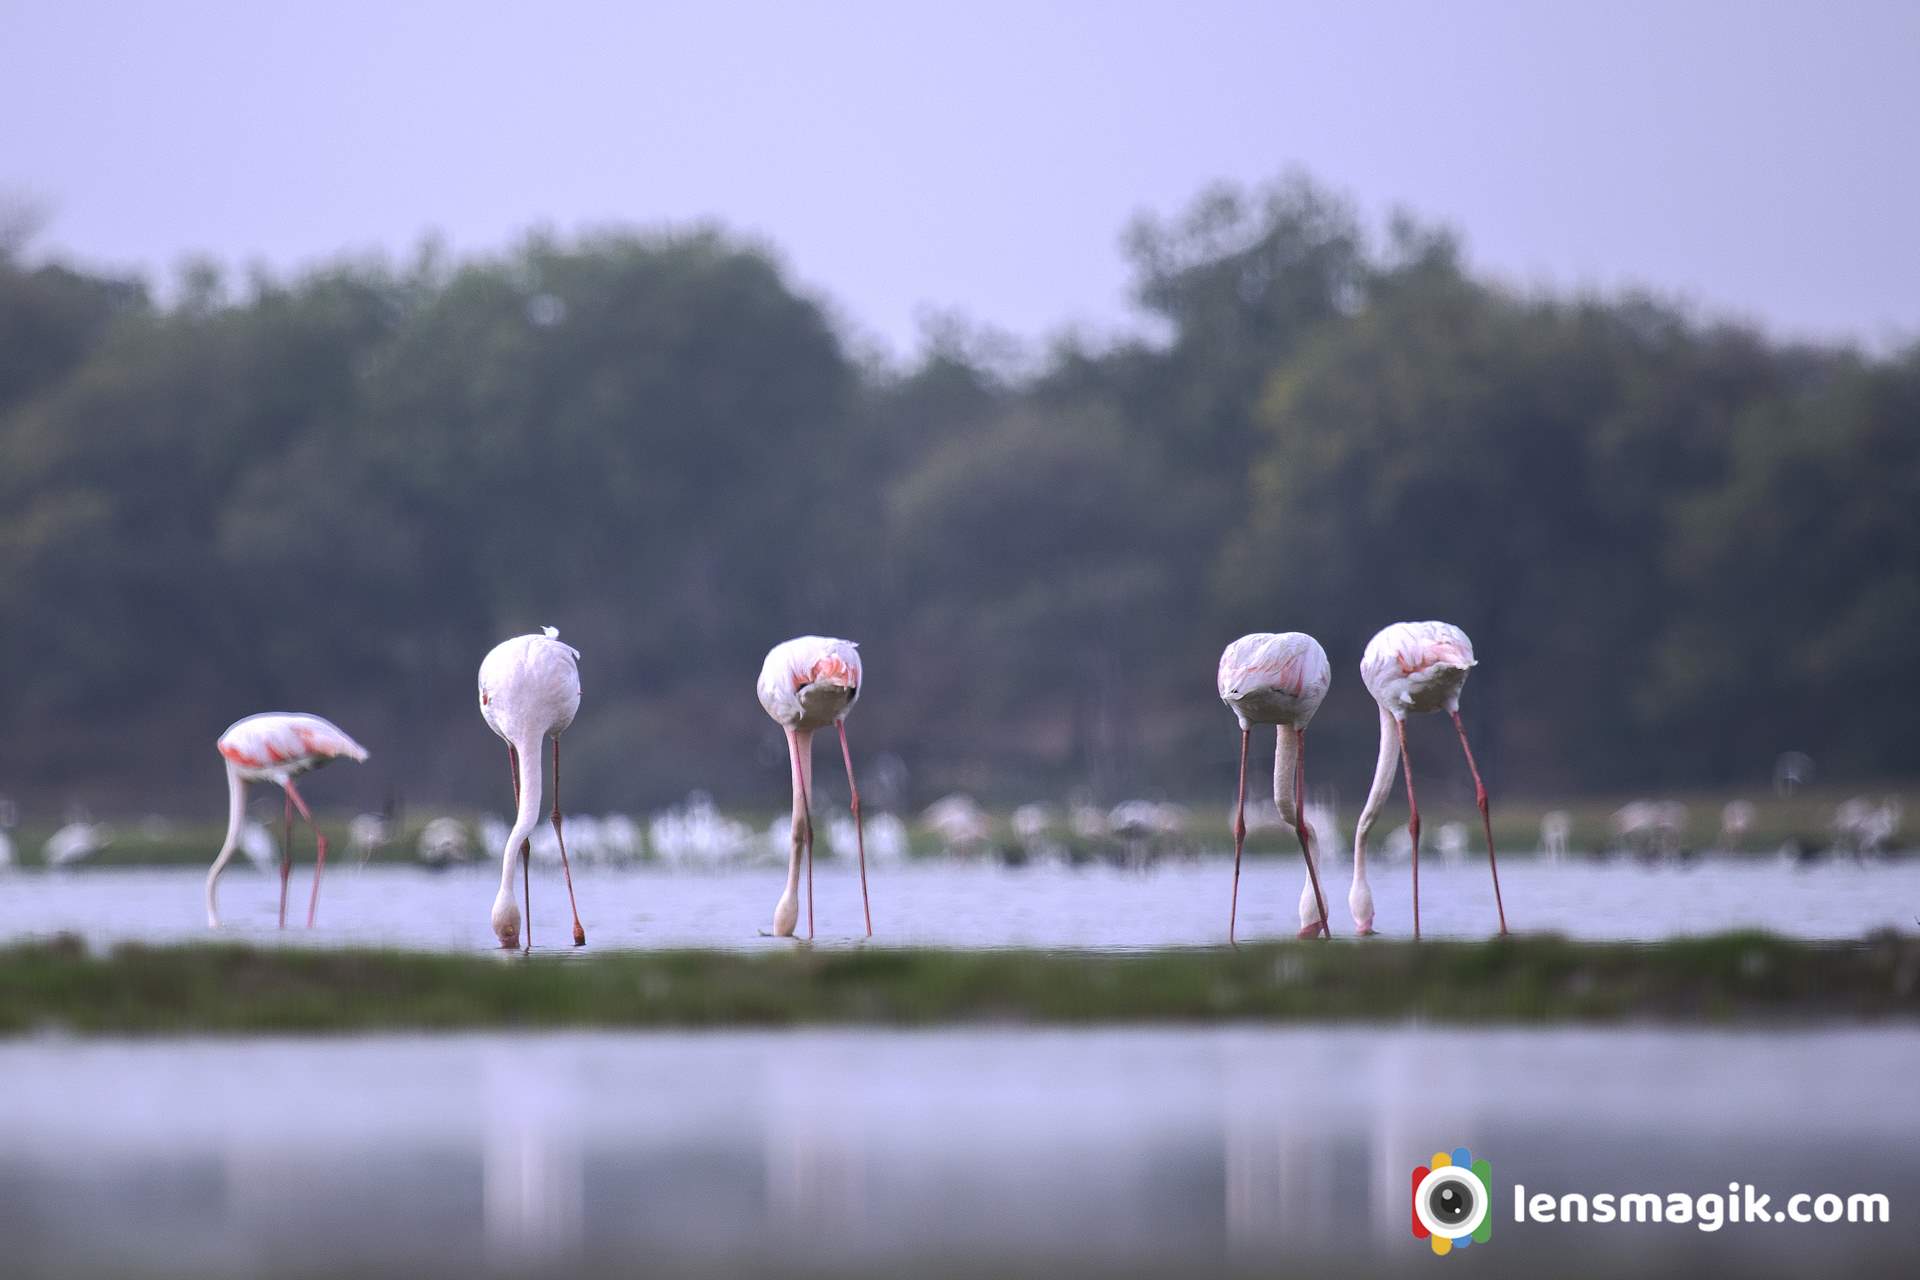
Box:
(491, 888), (521, 949)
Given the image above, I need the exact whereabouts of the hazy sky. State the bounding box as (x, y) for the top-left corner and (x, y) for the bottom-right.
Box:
(4, 1), (1917, 355)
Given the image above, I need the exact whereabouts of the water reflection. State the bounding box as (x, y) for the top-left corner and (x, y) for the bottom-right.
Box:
(0, 1027), (1911, 1276)
(483, 1052), (583, 1262)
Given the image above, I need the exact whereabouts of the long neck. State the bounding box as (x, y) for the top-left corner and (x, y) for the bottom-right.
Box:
(205, 764), (247, 925)
(499, 733), (545, 894)
(1273, 725), (1316, 866)
(784, 728), (815, 899)
(1352, 705), (1400, 873)
(1272, 725), (1299, 824)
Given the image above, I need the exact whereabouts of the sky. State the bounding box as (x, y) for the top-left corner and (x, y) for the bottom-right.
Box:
(3, 0), (1917, 356)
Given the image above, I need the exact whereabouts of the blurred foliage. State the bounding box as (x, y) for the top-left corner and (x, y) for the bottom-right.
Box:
(1, 175), (1915, 814)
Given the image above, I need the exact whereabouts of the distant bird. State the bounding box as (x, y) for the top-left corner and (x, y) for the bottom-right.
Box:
(1831, 796), (1904, 859)
(1217, 632), (1334, 943)
(1611, 799), (1686, 860)
(45, 821), (113, 867)
(418, 816), (471, 869)
(1718, 800), (1756, 853)
(479, 627), (587, 950)
(237, 819), (278, 872)
(205, 713), (368, 928)
(348, 813), (392, 865)
(757, 635), (870, 939)
(1354, 621), (1509, 939)
(1540, 810), (1573, 863)
(1773, 751), (1815, 797)
(1011, 803), (1058, 843)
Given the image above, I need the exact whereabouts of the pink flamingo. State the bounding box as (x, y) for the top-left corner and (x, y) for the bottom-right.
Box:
(1354, 621), (1509, 939)
(205, 712), (369, 928)
(480, 627), (587, 951)
(757, 635), (870, 939)
(1218, 632), (1333, 943)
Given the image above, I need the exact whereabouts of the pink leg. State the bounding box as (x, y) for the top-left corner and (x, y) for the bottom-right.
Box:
(1229, 726), (1249, 945)
(1394, 717), (1421, 940)
(1294, 728), (1331, 939)
(279, 789), (294, 928)
(838, 720), (871, 937)
(283, 781), (329, 929)
(509, 745), (530, 952)
(1450, 709), (1509, 936)
(552, 737), (586, 946)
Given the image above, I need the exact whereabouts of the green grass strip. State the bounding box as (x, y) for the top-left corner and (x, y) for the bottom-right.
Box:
(1, 932), (1916, 1035)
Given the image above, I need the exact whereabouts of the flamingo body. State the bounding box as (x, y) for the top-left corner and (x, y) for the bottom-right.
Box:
(1217, 631), (1331, 729)
(205, 712), (368, 928)
(757, 635), (862, 731)
(478, 627), (586, 950)
(218, 713), (368, 782)
(1360, 620), (1475, 717)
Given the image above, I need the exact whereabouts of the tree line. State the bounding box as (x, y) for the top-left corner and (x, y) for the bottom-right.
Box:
(3, 174), (1914, 816)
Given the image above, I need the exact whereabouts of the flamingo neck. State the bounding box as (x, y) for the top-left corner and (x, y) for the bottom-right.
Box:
(784, 728), (815, 897)
(499, 734), (545, 894)
(205, 763), (247, 926)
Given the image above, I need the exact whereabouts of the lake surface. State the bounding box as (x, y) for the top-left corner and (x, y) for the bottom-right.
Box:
(1, 857), (1916, 952)
(0, 1025), (1910, 1277)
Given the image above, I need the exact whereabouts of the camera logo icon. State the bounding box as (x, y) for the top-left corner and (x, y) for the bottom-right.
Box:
(1411, 1147), (1493, 1255)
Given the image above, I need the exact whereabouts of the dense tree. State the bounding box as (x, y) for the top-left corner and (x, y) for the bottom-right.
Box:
(0, 177), (1912, 814)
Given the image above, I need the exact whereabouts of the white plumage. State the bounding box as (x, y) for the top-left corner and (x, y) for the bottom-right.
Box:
(479, 627), (587, 949)
(757, 635), (862, 730)
(758, 634), (872, 938)
(1217, 632), (1334, 942)
(1353, 621), (1509, 938)
(205, 712), (368, 928)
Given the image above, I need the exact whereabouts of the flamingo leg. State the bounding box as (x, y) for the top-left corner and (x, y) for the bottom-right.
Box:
(837, 720), (871, 937)
(1394, 717), (1421, 940)
(510, 744), (530, 952)
(1229, 726), (1249, 945)
(279, 788), (294, 928)
(1450, 709), (1509, 936)
(552, 737), (586, 946)
(1294, 728), (1330, 939)
(283, 780), (329, 928)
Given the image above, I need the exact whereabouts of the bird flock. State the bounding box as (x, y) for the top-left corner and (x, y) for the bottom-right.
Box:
(189, 618), (1515, 950)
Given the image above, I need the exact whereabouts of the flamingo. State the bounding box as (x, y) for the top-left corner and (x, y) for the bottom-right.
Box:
(205, 713), (369, 928)
(1353, 621), (1508, 939)
(479, 627), (587, 951)
(1217, 632), (1334, 942)
(756, 635), (870, 939)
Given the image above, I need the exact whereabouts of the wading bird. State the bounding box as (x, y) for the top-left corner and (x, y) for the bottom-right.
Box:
(1354, 621), (1508, 939)
(205, 713), (369, 928)
(480, 627), (587, 950)
(1217, 632), (1334, 942)
(757, 635), (870, 939)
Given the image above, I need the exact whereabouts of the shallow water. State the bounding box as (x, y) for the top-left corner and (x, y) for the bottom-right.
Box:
(0, 1026), (1910, 1277)
(2, 856), (1916, 952)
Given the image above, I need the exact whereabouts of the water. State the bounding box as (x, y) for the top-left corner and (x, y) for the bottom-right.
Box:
(2, 857), (1916, 952)
(0, 1026), (1910, 1277)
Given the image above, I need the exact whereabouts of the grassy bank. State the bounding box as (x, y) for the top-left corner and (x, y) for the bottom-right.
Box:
(1, 933), (1916, 1035)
